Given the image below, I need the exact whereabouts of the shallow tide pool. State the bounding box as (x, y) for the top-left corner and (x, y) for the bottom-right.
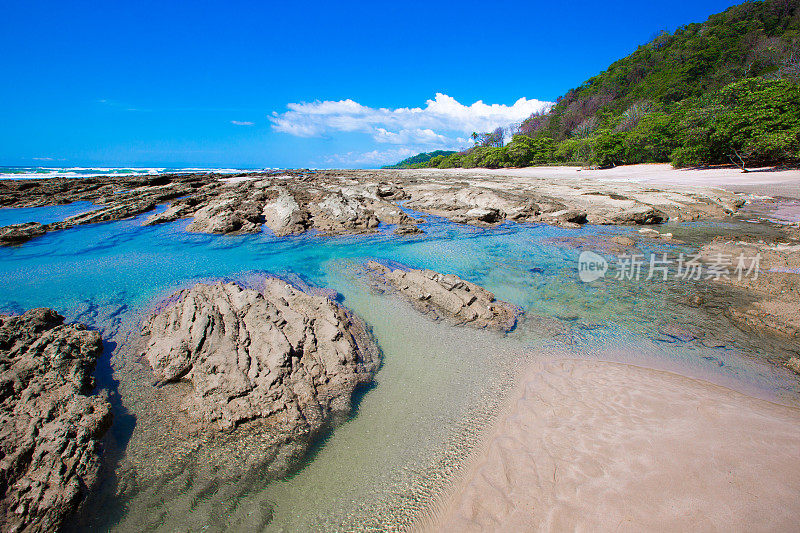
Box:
(1, 206), (797, 531)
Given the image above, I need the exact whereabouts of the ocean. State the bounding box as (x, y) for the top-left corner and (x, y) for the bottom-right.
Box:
(0, 166), (272, 180)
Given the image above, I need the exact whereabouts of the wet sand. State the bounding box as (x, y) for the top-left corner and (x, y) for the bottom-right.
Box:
(422, 359), (800, 532)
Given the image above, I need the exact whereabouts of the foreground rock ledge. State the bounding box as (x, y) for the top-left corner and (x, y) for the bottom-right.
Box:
(366, 261), (521, 332)
(0, 309), (111, 533)
(141, 279), (381, 433)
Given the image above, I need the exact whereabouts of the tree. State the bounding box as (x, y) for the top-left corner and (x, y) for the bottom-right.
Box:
(475, 128), (505, 148)
(672, 77), (800, 168)
(623, 112), (676, 163)
(506, 135), (534, 166)
(592, 130), (627, 167)
(468, 146), (509, 168)
(555, 138), (593, 163)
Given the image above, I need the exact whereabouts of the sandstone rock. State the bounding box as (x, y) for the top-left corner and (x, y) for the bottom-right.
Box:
(465, 207), (501, 223)
(726, 299), (800, 340)
(309, 193), (380, 234)
(186, 194), (266, 235)
(365, 261), (521, 331)
(142, 196), (207, 226)
(540, 208), (587, 226)
(394, 224), (423, 235)
(0, 222), (46, 245)
(0, 309), (111, 532)
(261, 188), (309, 236)
(141, 280), (381, 432)
(376, 183), (406, 200)
(399, 171), (730, 228)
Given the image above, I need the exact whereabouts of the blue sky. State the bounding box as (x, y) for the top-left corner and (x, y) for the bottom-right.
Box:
(1, 0), (740, 169)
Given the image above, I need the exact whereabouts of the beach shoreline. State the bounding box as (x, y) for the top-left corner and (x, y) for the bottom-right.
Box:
(418, 357), (800, 532)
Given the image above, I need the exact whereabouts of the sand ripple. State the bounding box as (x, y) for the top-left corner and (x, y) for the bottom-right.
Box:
(424, 359), (800, 532)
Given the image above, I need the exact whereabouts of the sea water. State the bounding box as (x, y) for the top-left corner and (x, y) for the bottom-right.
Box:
(0, 205), (797, 531)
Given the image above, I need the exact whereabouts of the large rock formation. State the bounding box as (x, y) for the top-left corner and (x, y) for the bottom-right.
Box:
(261, 187), (310, 236)
(0, 309), (111, 532)
(106, 278), (382, 529)
(146, 177), (411, 237)
(365, 261), (521, 332)
(141, 279), (381, 432)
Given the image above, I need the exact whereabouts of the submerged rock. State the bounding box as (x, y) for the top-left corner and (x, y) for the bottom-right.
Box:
(365, 261), (521, 332)
(0, 308), (111, 532)
(141, 279), (381, 432)
(699, 238), (800, 365)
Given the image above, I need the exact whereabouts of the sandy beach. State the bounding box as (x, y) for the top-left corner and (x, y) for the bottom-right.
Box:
(415, 163), (800, 198)
(421, 358), (800, 532)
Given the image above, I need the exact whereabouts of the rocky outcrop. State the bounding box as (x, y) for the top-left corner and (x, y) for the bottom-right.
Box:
(394, 224), (423, 235)
(0, 223), (47, 245)
(365, 261), (521, 331)
(146, 178), (409, 237)
(400, 172), (740, 227)
(141, 279), (381, 432)
(0, 309), (111, 532)
(261, 187), (310, 236)
(0, 168), (745, 244)
(186, 197), (265, 235)
(0, 173), (222, 245)
(308, 192), (381, 234)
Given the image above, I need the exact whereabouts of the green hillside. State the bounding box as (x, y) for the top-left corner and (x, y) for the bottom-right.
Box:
(381, 150), (457, 169)
(396, 0), (800, 170)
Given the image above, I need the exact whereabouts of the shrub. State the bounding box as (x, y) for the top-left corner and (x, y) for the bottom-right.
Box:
(623, 112), (676, 163)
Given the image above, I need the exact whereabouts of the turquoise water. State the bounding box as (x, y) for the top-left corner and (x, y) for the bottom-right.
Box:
(0, 201), (99, 226)
(1, 205), (798, 531)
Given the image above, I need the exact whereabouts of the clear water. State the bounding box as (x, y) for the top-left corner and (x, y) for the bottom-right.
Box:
(1, 205), (797, 531)
(0, 201), (100, 226)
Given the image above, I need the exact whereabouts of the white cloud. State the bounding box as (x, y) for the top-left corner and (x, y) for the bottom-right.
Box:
(231, 120), (254, 126)
(373, 127), (450, 145)
(270, 93), (552, 145)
